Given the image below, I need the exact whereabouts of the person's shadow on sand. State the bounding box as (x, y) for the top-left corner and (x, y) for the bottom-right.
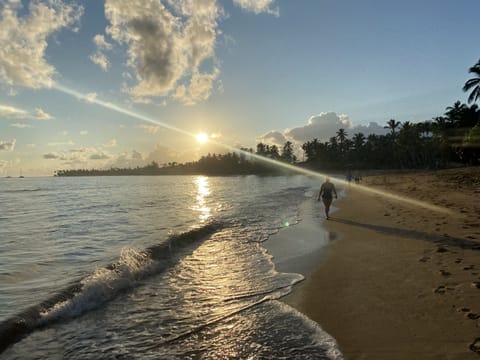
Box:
(330, 218), (480, 251)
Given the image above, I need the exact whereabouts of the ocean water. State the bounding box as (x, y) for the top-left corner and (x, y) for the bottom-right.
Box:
(0, 175), (342, 359)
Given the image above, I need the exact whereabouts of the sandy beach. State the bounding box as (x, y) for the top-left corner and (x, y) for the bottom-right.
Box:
(273, 167), (480, 359)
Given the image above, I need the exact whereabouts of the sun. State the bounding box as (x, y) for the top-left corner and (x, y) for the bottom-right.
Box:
(196, 133), (209, 144)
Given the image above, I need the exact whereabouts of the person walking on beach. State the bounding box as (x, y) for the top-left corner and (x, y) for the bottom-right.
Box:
(318, 177), (338, 220)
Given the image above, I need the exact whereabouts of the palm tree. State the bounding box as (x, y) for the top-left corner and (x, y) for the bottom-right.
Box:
(384, 119), (400, 136)
(281, 141), (296, 163)
(445, 101), (468, 126)
(335, 128), (348, 153)
(463, 59), (480, 104)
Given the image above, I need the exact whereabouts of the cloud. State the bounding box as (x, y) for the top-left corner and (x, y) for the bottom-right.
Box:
(43, 152), (61, 159)
(232, 0), (279, 16)
(0, 104), (28, 118)
(90, 34), (112, 71)
(34, 108), (53, 120)
(80, 130), (88, 135)
(108, 150), (146, 168)
(0, 0), (83, 89)
(90, 152), (111, 160)
(102, 139), (117, 147)
(44, 147), (112, 164)
(89, 53), (110, 71)
(145, 144), (184, 165)
(83, 92), (97, 103)
(0, 104), (53, 120)
(10, 122), (31, 128)
(285, 112), (353, 143)
(256, 112), (390, 151)
(256, 130), (287, 146)
(93, 34), (113, 50)
(351, 122), (389, 137)
(0, 139), (16, 151)
(102, 0), (221, 104)
(139, 124), (160, 134)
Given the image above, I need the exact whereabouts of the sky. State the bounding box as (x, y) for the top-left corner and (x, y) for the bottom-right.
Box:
(0, 0), (479, 176)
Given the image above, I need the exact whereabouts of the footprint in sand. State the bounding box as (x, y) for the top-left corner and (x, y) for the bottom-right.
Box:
(439, 270), (451, 277)
(464, 265), (475, 270)
(471, 281), (480, 289)
(455, 258), (463, 264)
(434, 283), (457, 294)
(437, 246), (449, 253)
(466, 313), (480, 320)
(471, 338), (480, 354)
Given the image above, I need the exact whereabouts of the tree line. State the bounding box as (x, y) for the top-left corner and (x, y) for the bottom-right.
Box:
(56, 59), (480, 176)
(301, 101), (479, 170)
(55, 151), (294, 177)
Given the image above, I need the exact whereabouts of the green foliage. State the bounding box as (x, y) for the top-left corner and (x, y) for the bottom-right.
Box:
(301, 102), (480, 169)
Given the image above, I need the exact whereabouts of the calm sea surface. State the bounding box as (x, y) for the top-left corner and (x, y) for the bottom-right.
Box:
(0, 175), (342, 359)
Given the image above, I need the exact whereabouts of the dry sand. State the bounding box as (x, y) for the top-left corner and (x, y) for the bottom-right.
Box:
(283, 167), (480, 359)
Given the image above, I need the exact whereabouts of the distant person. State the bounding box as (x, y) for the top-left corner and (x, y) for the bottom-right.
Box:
(346, 170), (353, 185)
(354, 172), (362, 184)
(318, 177), (338, 220)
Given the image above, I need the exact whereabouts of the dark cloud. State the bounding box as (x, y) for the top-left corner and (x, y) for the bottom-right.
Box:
(43, 152), (60, 159)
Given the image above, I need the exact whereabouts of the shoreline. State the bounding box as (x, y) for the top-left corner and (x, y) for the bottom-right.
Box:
(268, 167), (480, 359)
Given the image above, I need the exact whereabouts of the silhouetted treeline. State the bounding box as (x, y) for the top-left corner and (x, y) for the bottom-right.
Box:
(55, 150), (295, 177)
(302, 101), (479, 170)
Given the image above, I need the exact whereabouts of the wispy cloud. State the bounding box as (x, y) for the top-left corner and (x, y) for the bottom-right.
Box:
(103, 139), (117, 147)
(232, 0), (279, 16)
(0, 139), (16, 151)
(10, 122), (31, 128)
(0, 1), (83, 89)
(80, 130), (88, 135)
(139, 124), (160, 134)
(90, 34), (112, 71)
(43, 152), (62, 159)
(0, 104), (53, 120)
(0, 104), (28, 118)
(84, 93), (97, 103)
(44, 147), (112, 163)
(90, 152), (111, 160)
(34, 108), (53, 120)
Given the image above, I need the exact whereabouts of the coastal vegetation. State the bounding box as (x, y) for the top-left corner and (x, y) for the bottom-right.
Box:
(56, 60), (480, 177)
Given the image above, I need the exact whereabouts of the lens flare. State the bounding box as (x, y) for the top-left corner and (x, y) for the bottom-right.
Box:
(52, 83), (453, 216)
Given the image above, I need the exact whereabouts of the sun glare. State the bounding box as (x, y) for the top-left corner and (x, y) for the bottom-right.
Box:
(196, 133), (209, 144)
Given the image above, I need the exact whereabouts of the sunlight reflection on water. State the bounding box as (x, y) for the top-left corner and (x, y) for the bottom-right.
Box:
(192, 176), (212, 223)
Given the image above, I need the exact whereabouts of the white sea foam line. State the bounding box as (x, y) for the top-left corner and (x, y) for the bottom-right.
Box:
(39, 247), (152, 323)
(53, 83), (453, 216)
(272, 301), (344, 360)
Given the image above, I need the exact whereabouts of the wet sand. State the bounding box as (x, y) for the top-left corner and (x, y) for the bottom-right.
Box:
(281, 167), (480, 359)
